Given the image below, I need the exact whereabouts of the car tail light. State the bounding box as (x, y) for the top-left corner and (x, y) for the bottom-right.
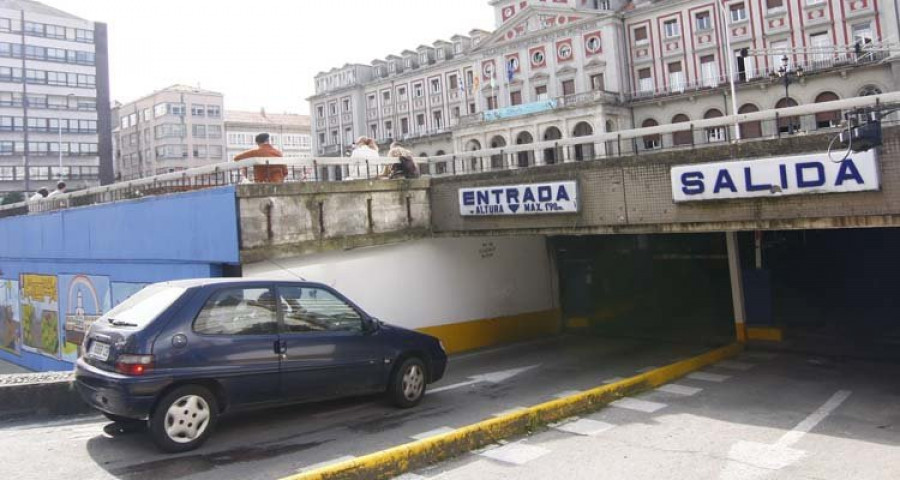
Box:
(115, 354), (154, 376)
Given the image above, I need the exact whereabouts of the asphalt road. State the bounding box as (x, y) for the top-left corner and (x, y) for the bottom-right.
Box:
(406, 351), (900, 480)
(0, 336), (714, 480)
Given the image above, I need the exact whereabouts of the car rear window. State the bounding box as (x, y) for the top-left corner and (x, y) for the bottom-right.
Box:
(99, 284), (187, 328)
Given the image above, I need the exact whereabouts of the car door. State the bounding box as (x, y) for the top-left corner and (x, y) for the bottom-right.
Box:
(276, 284), (386, 402)
(188, 285), (282, 408)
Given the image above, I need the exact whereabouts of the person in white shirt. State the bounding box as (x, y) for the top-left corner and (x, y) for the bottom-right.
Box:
(29, 188), (49, 201)
(47, 181), (66, 197)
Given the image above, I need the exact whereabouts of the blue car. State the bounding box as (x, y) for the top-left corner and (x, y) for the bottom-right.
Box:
(75, 278), (447, 452)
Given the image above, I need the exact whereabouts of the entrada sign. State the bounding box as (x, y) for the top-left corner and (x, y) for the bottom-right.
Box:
(459, 181), (579, 216)
(671, 150), (879, 203)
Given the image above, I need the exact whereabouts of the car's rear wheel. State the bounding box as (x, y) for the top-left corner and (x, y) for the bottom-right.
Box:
(149, 385), (218, 453)
(389, 357), (427, 408)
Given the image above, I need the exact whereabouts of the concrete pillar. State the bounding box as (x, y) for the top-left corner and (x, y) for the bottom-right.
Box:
(726, 231), (747, 343)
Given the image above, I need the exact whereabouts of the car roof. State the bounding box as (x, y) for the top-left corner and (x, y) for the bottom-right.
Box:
(160, 278), (324, 289)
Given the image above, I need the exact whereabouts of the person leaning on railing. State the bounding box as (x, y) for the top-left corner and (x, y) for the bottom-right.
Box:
(234, 132), (287, 183)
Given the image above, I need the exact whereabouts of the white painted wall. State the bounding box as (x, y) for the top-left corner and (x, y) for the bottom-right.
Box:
(243, 236), (557, 330)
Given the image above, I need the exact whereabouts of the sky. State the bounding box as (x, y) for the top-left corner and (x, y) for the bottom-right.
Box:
(46, 0), (496, 115)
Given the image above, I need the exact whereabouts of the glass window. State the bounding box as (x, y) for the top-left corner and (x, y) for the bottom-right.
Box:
(634, 26), (648, 43)
(194, 287), (278, 335)
(730, 3), (747, 22)
(154, 103), (167, 117)
(191, 104), (205, 116)
(766, 0), (784, 11)
(278, 286), (363, 334)
(192, 124), (207, 138)
(208, 125), (222, 138)
(696, 12), (711, 31)
(98, 285), (187, 328)
(206, 105), (220, 117)
(664, 20), (680, 38)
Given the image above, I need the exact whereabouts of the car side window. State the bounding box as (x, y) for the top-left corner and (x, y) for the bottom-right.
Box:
(193, 288), (278, 336)
(278, 286), (364, 334)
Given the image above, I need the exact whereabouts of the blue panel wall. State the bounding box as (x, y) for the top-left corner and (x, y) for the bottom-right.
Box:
(0, 186), (240, 372)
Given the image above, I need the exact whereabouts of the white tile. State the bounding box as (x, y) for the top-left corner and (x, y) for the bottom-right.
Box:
(554, 418), (615, 436)
(637, 366), (659, 373)
(299, 455), (356, 472)
(492, 406), (527, 417)
(609, 397), (668, 413)
(656, 383), (703, 396)
(479, 442), (551, 465)
(602, 376), (626, 384)
(687, 371), (732, 383)
(411, 426), (456, 440)
(552, 390), (583, 399)
(393, 474), (427, 480)
(716, 360), (756, 371)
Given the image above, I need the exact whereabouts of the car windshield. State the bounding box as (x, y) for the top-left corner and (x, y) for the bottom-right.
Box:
(99, 284), (187, 328)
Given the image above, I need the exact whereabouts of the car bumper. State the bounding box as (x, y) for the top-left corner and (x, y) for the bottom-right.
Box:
(74, 358), (171, 420)
(430, 351), (448, 383)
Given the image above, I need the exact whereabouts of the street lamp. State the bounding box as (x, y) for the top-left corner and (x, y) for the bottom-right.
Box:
(771, 55), (804, 133)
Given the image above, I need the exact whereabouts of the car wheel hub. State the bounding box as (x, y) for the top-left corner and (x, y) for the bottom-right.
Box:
(164, 394), (211, 443)
(402, 364), (424, 400)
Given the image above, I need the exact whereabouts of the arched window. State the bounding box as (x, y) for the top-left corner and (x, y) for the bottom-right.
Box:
(515, 131), (535, 167)
(859, 85), (883, 96)
(738, 104), (762, 139)
(489, 135), (507, 170)
(704, 109), (725, 143)
(642, 119), (660, 150)
(672, 114), (692, 146)
(543, 127), (563, 164)
(572, 122), (594, 160)
(814, 92), (841, 129)
(776, 97), (800, 134)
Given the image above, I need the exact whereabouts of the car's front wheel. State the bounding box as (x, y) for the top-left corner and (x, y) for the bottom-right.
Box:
(389, 357), (427, 408)
(149, 385), (218, 453)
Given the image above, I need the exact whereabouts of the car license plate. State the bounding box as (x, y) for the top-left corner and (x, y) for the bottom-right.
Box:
(88, 341), (110, 361)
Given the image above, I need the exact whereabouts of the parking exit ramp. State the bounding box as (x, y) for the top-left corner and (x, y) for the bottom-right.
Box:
(281, 342), (744, 480)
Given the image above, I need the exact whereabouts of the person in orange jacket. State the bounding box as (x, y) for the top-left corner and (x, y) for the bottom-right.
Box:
(234, 132), (288, 183)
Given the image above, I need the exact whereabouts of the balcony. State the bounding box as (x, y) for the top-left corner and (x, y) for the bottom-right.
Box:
(459, 91), (620, 126)
(626, 48), (890, 102)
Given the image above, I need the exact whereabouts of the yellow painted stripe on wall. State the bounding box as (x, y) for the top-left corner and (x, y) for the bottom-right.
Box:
(417, 310), (562, 354)
(747, 326), (784, 342)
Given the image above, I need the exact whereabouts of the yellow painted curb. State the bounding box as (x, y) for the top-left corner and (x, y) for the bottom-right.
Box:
(279, 342), (744, 480)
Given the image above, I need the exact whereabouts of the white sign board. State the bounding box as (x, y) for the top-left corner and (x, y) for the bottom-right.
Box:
(671, 150), (879, 203)
(459, 181), (579, 216)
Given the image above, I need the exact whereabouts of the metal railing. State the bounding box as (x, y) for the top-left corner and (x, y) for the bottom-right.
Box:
(2, 92), (898, 218)
(627, 49), (890, 101)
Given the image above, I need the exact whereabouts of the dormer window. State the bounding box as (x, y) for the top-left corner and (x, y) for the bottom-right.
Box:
(406, 58), (413, 68)
(454, 42), (463, 54)
(420, 53), (428, 64)
(437, 49), (445, 59)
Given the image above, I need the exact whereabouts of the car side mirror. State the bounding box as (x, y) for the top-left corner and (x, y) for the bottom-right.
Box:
(363, 317), (380, 334)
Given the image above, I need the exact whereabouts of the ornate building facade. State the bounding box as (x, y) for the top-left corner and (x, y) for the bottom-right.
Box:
(309, 0), (898, 165)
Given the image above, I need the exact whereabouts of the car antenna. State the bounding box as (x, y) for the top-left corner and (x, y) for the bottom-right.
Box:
(265, 258), (307, 281)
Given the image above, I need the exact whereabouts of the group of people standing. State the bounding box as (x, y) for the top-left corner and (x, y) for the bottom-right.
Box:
(350, 137), (420, 179)
(29, 181), (66, 202)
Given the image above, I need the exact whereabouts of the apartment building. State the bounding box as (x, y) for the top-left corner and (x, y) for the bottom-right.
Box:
(225, 110), (311, 160)
(0, 0), (112, 194)
(310, 0), (898, 167)
(112, 85), (225, 181)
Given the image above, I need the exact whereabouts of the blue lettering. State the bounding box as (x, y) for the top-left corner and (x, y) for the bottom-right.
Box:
(779, 164), (789, 189)
(491, 189), (504, 204)
(556, 186), (571, 202)
(475, 191), (488, 205)
(714, 170), (738, 194)
(681, 172), (705, 195)
(744, 167), (772, 192)
(463, 191), (475, 206)
(538, 186), (552, 202)
(835, 159), (865, 186)
(506, 188), (520, 204)
(796, 162), (826, 188)
(523, 187), (536, 203)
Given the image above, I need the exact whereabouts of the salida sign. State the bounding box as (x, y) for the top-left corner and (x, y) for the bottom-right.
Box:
(459, 181), (578, 216)
(671, 150), (879, 202)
